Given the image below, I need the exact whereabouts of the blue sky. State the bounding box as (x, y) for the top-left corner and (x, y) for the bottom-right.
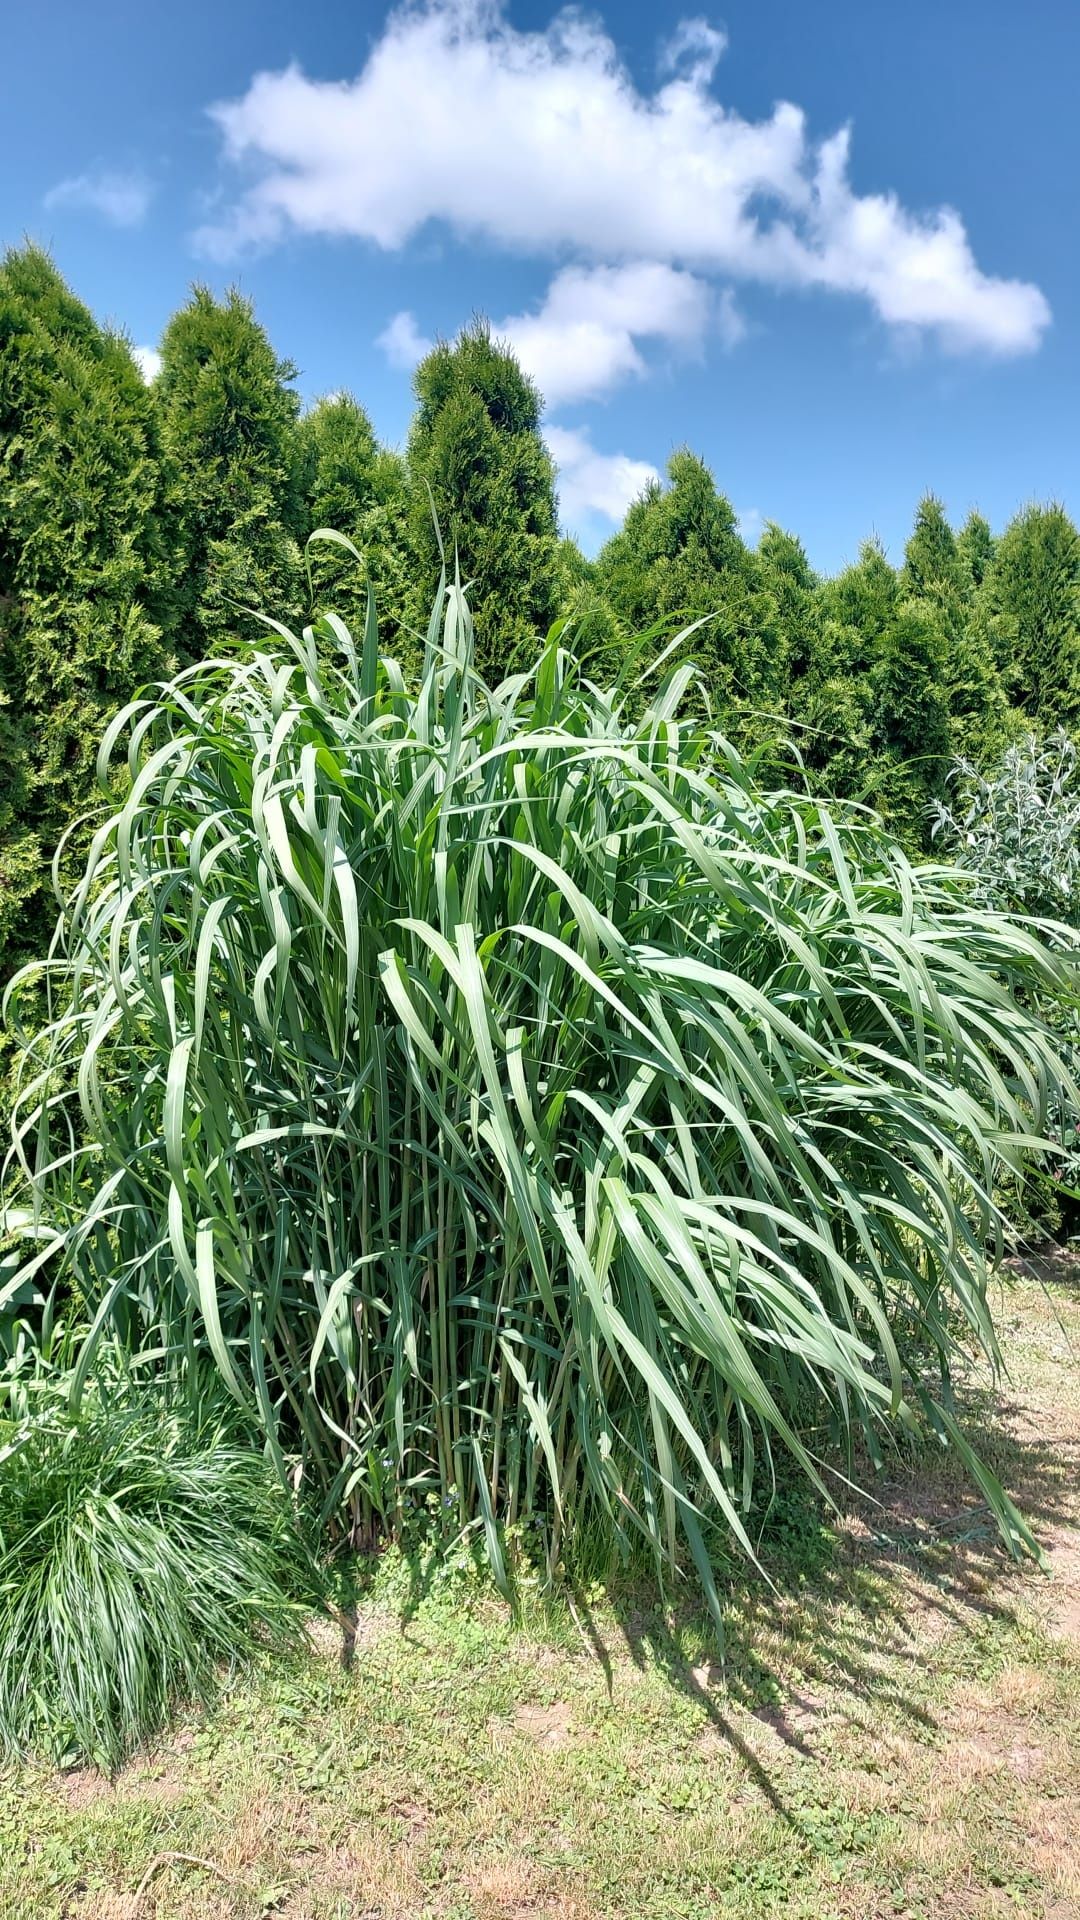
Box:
(2, 0), (1077, 568)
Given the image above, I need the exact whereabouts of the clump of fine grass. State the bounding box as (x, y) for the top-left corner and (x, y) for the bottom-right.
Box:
(0, 1400), (314, 1768)
(3, 566), (1077, 1633)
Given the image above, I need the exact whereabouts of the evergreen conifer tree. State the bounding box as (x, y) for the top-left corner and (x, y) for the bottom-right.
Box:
(901, 495), (965, 605)
(156, 287), (303, 655)
(787, 539), (896, 801)
(957, 511), (996, 590)
(798, 537), (949, 839)
(298, 393), (409, 645)
(819, 536), (898, 660)
(594, 450), (784, 721)
(901, 494), (1006, 758)
(406, 323), (559, 677)
(757, 523), (819, 683)
(872, 598), (952, 836)
(550, 535), (623, 677)
(0, 245), (170, 966)
(979, 504), (1080, 723)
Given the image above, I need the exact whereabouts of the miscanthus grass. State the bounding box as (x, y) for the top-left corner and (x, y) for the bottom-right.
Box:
(4, 564), (1076, 1630)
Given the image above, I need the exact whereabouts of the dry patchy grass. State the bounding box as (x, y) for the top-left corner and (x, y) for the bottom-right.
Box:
(1, 1262), (1078, 1920)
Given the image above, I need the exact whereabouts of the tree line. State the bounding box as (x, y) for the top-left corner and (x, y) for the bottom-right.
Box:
(3, 241), (1080, 973)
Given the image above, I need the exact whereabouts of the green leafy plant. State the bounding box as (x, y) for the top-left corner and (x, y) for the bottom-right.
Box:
(0, 1398), (313, 1768)
(4, 575), (1075, 1633)
(933, 731), (1080, 1226)
(932, 730), (1080, 920)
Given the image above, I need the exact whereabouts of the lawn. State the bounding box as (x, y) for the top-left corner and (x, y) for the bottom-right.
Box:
(1, 1263), (1077, 1920)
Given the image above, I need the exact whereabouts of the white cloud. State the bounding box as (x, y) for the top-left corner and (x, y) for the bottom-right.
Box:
(44, 169), (153, 228)
(546, 425), (657, 527)
(799, 128), (1046, 354)
(376, 309), (433, 370)
(715, 287), (747, 350)
(378, 263), (723, 408)
(132, 344), (162, 383)
(660, 18), (728, 81)
(197, 2), (1048, 357)
(500, 262), (710, 407)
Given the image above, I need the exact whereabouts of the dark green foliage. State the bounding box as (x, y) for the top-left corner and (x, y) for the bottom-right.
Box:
(594, 450), (784, 731)
(0, 705), (37, 965)
(957, 510), (996, 590)
(298, 392), (410, 648)
(552, 531), (594, 608)
(406, 322), (559, 676)
(791, 540), (897, 805)
(596, 449), (747, 626)
(757, 522), (821, 684)
(553, 535), (624, 678)
(300, 391), (379, 534)
(157, 286), (304, 654)
(902, 495), (1007, 758)
(979, 503), (1080, 723)
(901, 493), (966, 604)
(871, 597), (952, 829)
(0, 245), (172, 970)
(791, 537), (952, 843)
(0, 1400), (314, 1767)
(820, 535), (898, 652)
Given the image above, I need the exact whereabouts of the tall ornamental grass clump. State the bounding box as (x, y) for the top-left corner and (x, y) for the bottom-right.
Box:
(4, 570), (1076, 1624)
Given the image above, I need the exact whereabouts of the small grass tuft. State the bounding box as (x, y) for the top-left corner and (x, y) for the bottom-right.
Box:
(0, 1400), (316, 1769)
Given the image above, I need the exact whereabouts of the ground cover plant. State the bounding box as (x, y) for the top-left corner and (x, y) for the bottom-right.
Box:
(3, 573), (1077, 1647)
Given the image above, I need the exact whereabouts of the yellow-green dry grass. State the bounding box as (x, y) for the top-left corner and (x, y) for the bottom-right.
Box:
(2, 1264), (1077, 1920)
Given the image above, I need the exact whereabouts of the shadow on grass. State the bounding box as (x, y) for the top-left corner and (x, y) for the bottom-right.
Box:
(1007, 1241), (1080, 1297)
(334, 1265), (1079, 1833)
(574, 1376), (1075, 1819)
